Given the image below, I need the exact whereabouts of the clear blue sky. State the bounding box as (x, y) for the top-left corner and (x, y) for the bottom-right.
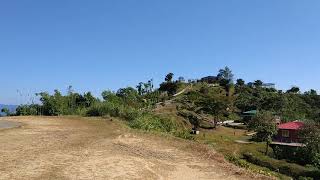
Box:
(1, 0), (320, 104)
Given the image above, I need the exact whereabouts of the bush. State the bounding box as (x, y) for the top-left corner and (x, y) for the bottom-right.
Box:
(243, 152), (320, 179)
(86, 102), (192, 140)
(128, 113), (177, 133)
(86, 102), (141, 120)
(226, 155), (251, 169)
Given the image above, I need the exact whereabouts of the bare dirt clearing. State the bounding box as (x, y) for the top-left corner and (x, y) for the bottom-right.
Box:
(0, 116), (271, 180)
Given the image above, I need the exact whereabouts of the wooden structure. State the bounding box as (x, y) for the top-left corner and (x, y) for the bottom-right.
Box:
(272, 121), (305, 147)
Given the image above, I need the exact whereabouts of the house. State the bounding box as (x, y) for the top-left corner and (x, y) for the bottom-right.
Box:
(261, 83), (276, 89)
(272, 121), (305, 147)
(247, 82), (275, 89)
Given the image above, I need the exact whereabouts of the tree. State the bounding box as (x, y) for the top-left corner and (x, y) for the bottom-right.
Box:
(101, 90), (121, 104)
(194, 88), (229, 122)
(305, 89), (318, 96)
(1, 108), (10, 116)
(136, 82), (144, 95)
(116, 87), (142, 107)
(254, 80), (263, 87)
(299, 121), (320, 166)
(144, 79), (154, 94)
(236, 79), (245, 86)
(248, 111), (277, 155)
(159, 82), (178, 96)
(165, 73), (174, 82)
(286, 86), (300, 94)
(136, 79), (154, 95)
(36, 92), (59, 115)
(116, 87), (139, 100)
(217, 66), (234, 84)
(178, 76), (185, 83)
(83, 92), (97, 107)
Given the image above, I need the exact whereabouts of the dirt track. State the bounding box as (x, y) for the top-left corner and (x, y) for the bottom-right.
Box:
(0, 116), (271, 180)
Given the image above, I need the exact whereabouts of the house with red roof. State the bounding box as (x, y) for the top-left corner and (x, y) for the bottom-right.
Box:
(272, 121), (305, 147)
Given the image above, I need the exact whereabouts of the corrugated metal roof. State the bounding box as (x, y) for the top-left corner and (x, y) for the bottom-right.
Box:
(278, 121), (304, 130)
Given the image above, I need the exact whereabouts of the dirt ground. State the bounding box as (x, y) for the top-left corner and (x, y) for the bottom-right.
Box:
(0, 116), (272, 180)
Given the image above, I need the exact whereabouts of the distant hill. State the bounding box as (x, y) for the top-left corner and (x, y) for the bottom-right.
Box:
(0, 104), (18, 116)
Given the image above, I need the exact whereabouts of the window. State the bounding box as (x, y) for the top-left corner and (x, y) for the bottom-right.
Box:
(282, 130), (290, 138)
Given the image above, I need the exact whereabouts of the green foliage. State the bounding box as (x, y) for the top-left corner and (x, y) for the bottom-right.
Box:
(243, 152), (320, 179)
(1, 108), (10, 116)
(13, 67), (320, 177)
(165, 72), (174, 82)
(248, 111), (277, 155)
(16, 104), (42, 116)
(116, 87), (143, 107)
(159, 82), (179, 96)
(236, 78), (245, 87)
(254, 80), (263, 87)
(86, 101), (141, 121)
(248, 111), (277, 142)
(299, 121), (320, 166)
(128, 113), (177, 133)
(136, 79), (154, 95)
(287, 86), (300, 94)
(178, 110), (201, 128)
(312, 153), (320, 169)
(235, 86), (285, 113)
(177, 84), (232, 122)
(272, 145), (310, 165)
(217, 66), (234, 84)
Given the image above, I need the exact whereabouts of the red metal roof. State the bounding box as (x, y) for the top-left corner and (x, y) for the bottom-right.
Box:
(278, 121), (304, 130)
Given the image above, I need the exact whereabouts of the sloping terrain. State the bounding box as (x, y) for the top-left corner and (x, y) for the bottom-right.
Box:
(0, 116), (271, 180)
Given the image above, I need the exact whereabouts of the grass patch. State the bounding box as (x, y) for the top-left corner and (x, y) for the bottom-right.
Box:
(243, 152), (320, 179)
(194, 126), (291, 179)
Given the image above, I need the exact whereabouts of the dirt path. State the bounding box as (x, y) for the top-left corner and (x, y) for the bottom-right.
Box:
(0, 116), (271, 180)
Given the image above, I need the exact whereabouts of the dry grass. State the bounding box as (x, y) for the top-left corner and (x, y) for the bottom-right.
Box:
(0, 116), (272, 180)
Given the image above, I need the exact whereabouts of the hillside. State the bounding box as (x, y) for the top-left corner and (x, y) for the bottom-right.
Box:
(0, 116), (269, 180)
(11, 68), (320, 179)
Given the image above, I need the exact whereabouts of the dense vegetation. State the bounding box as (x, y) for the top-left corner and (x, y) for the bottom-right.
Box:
(12, 67), (320, 179)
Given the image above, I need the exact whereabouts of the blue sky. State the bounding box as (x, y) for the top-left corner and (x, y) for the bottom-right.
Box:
(1, 0), (320, 104)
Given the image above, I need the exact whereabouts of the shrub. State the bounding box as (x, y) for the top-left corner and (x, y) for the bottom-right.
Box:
(86, 102), (192, 140)
(174, 130), (194, 140)
(86, 102), (140, 120)
(243, 152), (320, 179)
(128, 113), (177, 133)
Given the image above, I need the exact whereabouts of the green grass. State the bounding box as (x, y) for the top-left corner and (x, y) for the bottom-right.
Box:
(195, 126), (291, 179)
(195, 127), (265, 155)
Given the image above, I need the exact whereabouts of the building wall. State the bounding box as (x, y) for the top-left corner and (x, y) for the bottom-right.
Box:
(274, 129), (302, 143)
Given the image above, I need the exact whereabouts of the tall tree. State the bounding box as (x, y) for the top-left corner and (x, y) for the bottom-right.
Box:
(165, 73), (174, 82)
(136, 82), (144, 95)
(217, 66), (234, 84)
(254, 80), (263, 87)
(248, 111), (277, 155)
(236, 79), (245, 86)
(299, 121), (320, 166)
(286, 86), (300, 94)
(178, 76), (185, 83)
